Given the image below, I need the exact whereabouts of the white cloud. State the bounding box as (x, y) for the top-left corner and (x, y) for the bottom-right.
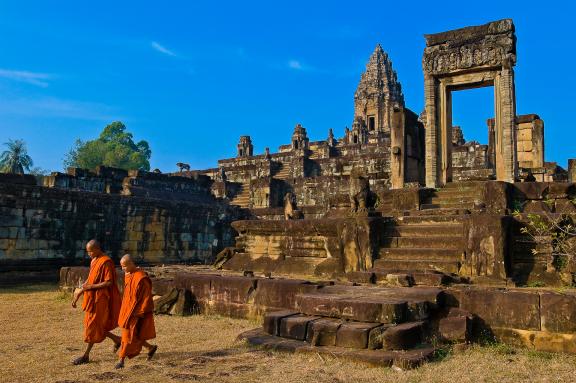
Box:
(0, 68), (53, 87)
(151, 41), (177, 57)
(288, 60), (303, 70)
(0, 96), (121, 121)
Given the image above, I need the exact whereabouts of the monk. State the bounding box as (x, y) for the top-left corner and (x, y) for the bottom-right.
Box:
(71, 239), (122, 365)
(115, 254), (157, 369)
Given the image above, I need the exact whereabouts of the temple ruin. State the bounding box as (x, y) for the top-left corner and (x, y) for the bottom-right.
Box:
(3, 19), (576, 366)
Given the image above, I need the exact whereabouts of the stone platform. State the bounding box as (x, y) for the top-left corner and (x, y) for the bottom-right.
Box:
(59, 266), (576, 358)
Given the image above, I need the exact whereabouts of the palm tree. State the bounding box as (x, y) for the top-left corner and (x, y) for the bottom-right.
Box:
(0, 139), (34, 174)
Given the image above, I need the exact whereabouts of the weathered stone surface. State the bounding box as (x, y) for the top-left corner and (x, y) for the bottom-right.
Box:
(438, 316), (470, 342)
(336, 322), (382, 349)
(253, 278), (320, 310)
(446, 287), (541, 330)
(210, 275), (257, 304)
(306, 318), (342, 346)
(540, 291), (576, 333)
(295, 293), (407, 324)
(382, 321), (424, 350)
(367, 324), (391, 350)
(169, 289), (193, 316)
(263, 310), (299, 335)
(279, 315), (320, 340)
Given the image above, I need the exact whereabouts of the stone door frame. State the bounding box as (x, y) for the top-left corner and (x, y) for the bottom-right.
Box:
(425, 68), (517, 187)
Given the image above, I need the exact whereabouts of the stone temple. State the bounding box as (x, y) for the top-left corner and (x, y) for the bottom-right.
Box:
(4, 19), (576, 367)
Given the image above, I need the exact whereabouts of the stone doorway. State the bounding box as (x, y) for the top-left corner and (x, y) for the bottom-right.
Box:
(423, 19), (517, 187)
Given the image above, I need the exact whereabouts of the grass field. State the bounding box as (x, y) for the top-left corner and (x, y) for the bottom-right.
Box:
(1, 284), (575, 383)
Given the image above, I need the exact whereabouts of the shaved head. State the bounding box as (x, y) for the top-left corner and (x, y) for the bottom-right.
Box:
(120, 253), (137, 273)
(86, 239), (102, 259)
(86, 239), (101, 250)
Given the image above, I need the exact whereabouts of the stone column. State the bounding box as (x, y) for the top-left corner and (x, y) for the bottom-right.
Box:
(424, 76), (439, 188)
(531, 118), (545, 168)
(494, 68), (517, 183)
(439, 81), (452, 185)
(569, 159), (576, 183)
(390, 105), (405, 189)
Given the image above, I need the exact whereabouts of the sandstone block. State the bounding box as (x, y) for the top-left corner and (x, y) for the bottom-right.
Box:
(306, 318), (342, 346)
(263, 310), (299, 335)
(336, 322), (382, 349)
(382, 321), (423, 350)
(540, 291), (576, 333)
(279, 315), (319, 340)
(439, 316), (470, 342)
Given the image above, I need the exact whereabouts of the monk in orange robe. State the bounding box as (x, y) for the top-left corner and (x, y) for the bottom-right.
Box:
(115, 254), (157, 369)
(71, 239), (122, 365)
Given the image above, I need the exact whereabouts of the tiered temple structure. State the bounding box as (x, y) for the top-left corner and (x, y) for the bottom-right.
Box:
(3, 19), (576, 362)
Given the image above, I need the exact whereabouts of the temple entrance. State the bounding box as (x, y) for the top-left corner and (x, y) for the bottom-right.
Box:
(449, 86), (496, 181)
(423, 19), (517, 187)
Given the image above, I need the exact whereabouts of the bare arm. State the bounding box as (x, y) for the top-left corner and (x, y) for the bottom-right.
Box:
(82, 280), (112, 290)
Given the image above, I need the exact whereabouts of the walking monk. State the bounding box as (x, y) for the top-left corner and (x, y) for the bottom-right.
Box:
(71, 239), (122, 365)
(115, 254), (157, 369)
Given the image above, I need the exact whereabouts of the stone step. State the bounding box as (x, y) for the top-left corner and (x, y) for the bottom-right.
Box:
(396, 215), (466, 224)
(402, 208), (471, 217)
(421, 202), (477, 210)
(373, 259), (461, 274)
(442, 181), (486, 189)
(264, 311), (426, 351)
(433, 188), (483, 198)
(382, 224), (463, 237)
(429, 195), (480, 204)
(379, 247), (463, 261)
(346, 270), (458, 287)
(239, 328), (435, 369)
(381, 236), (464, 250)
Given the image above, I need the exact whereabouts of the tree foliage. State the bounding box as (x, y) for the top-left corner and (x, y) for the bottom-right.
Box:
(64, 121), (151, 171)
(0, 139), (33, 174)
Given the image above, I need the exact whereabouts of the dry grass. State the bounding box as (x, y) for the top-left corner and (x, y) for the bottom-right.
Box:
(1, 284), (576, 383)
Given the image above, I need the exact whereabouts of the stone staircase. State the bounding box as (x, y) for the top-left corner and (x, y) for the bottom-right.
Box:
(241, 284), (470, 368)
(272, 163), (291, 180)
(421, 181), (485, 210)
(374, 213), (466, 276)
(230, 182), (250, 208)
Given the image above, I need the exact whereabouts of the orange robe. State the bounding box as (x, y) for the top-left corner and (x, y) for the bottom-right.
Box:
(82, 255), (121, 343)
(118, 269), (156, 359)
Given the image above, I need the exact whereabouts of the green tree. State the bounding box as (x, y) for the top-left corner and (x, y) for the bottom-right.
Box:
(64, 121), (151, 171)
(0, 139), (34, 174)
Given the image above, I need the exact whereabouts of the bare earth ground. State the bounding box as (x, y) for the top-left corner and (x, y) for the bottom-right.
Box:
(1, 285), (575, 383)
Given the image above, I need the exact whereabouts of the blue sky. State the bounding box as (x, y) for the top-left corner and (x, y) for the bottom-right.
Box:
(1, 0), (574, 173)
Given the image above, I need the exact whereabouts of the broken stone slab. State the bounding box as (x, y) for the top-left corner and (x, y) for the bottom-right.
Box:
(154, 288), (179, 314)
(169, 289), (193, 316)
(263, 310), (300, 336)
(279, 315), (320, 341)
(335, 322), (383, 349)
(306, 318), (342, 346)
(382, 321), (424, 351)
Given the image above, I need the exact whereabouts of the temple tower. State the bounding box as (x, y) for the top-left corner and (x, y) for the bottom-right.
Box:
(291, 123), (309, 152)
(354, 44), (405, 136)
(237, 136), (253, 157)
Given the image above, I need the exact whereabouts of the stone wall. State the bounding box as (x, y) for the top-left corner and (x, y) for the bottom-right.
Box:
(0, 173), (244, 277)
